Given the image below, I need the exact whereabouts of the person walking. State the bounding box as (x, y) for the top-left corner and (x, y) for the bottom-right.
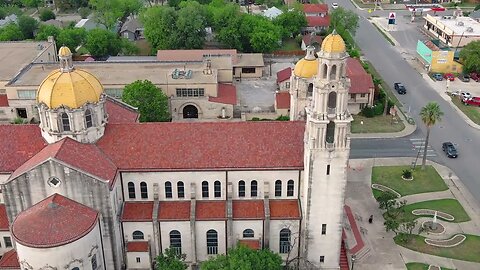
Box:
(368, 215), (373, 224)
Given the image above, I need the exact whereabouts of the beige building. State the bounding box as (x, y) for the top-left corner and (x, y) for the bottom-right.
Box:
(0, 34), (352, 269)
(424, 14), (480, 47)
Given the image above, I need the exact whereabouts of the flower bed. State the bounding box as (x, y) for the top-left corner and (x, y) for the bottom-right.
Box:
(412, 209), (454, 221)
(371, 184), (401, 198)
(425, 234), (466, 248)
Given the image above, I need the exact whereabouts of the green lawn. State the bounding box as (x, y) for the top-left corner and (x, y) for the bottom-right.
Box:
(372, 165), (448, 196)
(402, 199), (470, 223)
(406, 262), (455, 270)
(351, 114), (405, 133)
(280, 38), (301, 51)
(450, 96), (480, 125)
(395, 234), (480, 263)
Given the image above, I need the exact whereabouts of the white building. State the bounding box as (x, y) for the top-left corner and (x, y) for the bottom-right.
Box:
(0, 32), (351, 270)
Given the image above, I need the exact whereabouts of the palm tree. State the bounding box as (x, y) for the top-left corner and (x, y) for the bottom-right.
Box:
(420, 102), (444, 169)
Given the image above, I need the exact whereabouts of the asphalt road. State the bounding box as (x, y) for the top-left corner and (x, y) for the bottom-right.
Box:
(327, 1), (480, 201)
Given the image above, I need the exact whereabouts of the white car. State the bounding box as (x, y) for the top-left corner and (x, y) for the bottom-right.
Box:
(332, 2), (339, 9)
(461, 92), (472, 99)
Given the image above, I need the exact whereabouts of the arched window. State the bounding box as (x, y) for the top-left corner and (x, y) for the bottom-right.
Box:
(307, 83), (313, 97)
(238, 180), (245, 197)
(328, 92), (337, 109)
(275, 180), (282, 197)
(128, 182), (135, 199)
(287, 180), (294, 197)
(322, 64), (328, 79)
(72, 268), (80, 270)
(202, 181), (209, 198)
(140, 182), (148, 199)
(170, 230), (182, 255)
(330, 65), (337, 80)
(61, 112), (70, 131)
(132, 230), (144, 240)
(251, 180), (258, 197)
(165, 181), (172, 198)
(326, 121), (335, 144)
(206, 229), (218, 254)
(243, 229), (254, 238)
(214, 181), (221, 198)
(85, 109), (93, 128)
(177, 181), (185, 198)
(279, 228), (291, 253)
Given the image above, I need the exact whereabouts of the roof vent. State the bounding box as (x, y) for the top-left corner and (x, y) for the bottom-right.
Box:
(457, 21), (464, 26)
(48, 202), (59, 209)
(466, 27), (474, 32)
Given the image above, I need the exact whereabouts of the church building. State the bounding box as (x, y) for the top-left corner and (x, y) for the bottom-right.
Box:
(0, 32), (352, 270)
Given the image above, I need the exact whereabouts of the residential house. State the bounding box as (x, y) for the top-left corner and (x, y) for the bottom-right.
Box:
(263, 7), (283, 19)
(345, 57), (374, 114)
(277, 67), (292, 91)
(0, 14), (17, 28)
(120, 17), (144, 41)
(303, 4), (330, 34)
(75, 18), (107, 31)
(301, 34), (323, 51)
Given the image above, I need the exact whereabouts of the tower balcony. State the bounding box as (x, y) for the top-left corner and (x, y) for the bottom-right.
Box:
(325, 141), (335, 151)
(327, 107), (336, 119)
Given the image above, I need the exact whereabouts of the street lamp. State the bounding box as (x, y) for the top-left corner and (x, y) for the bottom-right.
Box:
(351, 254), (356, 270)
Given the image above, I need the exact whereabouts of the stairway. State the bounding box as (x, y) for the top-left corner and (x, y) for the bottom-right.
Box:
(340, 241), (349, 270)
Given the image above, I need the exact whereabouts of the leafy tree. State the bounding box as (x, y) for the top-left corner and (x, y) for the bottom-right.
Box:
(141, 6), (178, 52)
(207, 0), (239, 30)
(35, 24), (60, 40)
(122, 80), (170, 122)
(419, 102), (443, 169)
(384, 218), (400, 235)
(475, 4), (480, 11)
(274, 9), (307, 39)
(120, 38), (139, 55)
(216, 21), (243, 50)
(39, 8), (55, 21)
(89, 0), (142, 29)
(459, 41), (480, 73)
(329, 7), (359, 35)
(167, 0), (181, 8)
(0, 23), (24, 41)
(78, 7), (91, 19)
(201, 245), (283, 270)
(57, 27), (87, 53)
(84, 28), (121, 57)
(249, 17), (281, 53)
(21, 0), (42, 10)
(0, 8), (6, 20)
(174, 0), (207, 49)
(55, 0), (89, 11)
(18, 15), (39, 39)
(155, 248), (188, 270)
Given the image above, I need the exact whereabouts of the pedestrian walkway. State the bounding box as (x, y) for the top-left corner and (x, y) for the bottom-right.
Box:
(409, 138), (436, 157)
(345, 157), (480, 270)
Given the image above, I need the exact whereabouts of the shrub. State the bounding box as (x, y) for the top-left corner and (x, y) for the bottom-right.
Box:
(373, 102), (384, 116)
(276, 115), (289, 121)
(39, 9), (56, 21)
(402, 169), (412, 179)
(251, 117), (260, 121)
(78, 7), (91, 19)
(361, 106), (375, 118)
(11, 117), (25, 124)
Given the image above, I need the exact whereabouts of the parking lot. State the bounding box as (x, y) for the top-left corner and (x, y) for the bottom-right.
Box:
(430, 76), (480, 97)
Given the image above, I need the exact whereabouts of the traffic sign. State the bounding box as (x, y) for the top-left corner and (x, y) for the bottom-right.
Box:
(389, 12), (396, 19)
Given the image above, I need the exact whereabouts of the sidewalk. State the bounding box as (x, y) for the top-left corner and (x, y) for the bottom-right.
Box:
(345, 158), (480, 270)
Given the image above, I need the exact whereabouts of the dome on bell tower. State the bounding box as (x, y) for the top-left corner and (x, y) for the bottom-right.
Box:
(36, 46), (104, 110)
(293, 45), (318, 78)
(320, 31), (346, 54)
(36, 46), (108, 144)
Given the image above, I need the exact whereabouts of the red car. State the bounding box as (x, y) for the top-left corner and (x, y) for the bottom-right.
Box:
(463, 97), (480, 106)
(470, 72), (480, 82)
(444, 73), (455, 81)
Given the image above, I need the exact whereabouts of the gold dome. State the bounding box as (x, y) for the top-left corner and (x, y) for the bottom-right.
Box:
(321, 32), (346, 53)
(58, 46), (72, 57)
(36, 68), (104, 109)
(293, 58), (318, 78)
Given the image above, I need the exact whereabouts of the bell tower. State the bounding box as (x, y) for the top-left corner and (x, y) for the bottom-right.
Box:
(301, 31), (353, 269)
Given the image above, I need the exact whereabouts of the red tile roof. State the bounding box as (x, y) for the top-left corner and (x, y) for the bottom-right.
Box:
(275, 92), (290, 110)
(238, 239), (261, 250)
(97, 121), (305, 170)
(303, 4), (328, 13)
(269, 200), (301, 220)
(232, 200), (264, 220)
(0, 125), (46, 174)
(0, 249), (19, 269)
(302, 34), (323, 46)
(0, 94), (8, 107)
(276, 67), (292, 83)
(196, 201), (226, 221)
(158, 201), (190, 221)
(346, 58), (374, 94)
(12, 194), (99, 248)
(9, 137), (118, 183)
(0, 204), (9, 231)
(105, 97), (139, 124)
(306, 16), (330, 27)
(209, 84), (237, 105)
(126, 241), (149, 252)
(122, 201), (154, 222)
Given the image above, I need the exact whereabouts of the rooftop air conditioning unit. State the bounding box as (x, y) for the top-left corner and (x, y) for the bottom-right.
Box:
(466, 27), (473, 32)
(457, 21), (464, 26)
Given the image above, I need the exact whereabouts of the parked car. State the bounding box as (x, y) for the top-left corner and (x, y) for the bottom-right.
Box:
(394, 82), (406, 94)
(458, 73), (470, 82)
(442, 142), (458, 158)
(444, 73), (455, 81)
(432, 73), (443, 81)
(463, 97), (480, 107)
(331, 2), (339, 8)
(461, 91), (472, 99)
(470, 72), (480, 82)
